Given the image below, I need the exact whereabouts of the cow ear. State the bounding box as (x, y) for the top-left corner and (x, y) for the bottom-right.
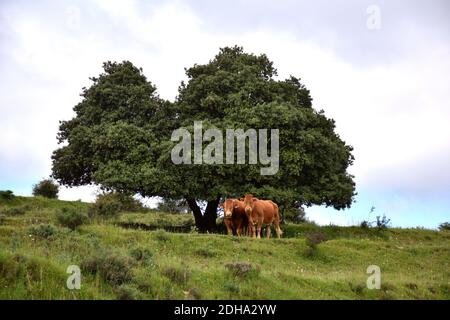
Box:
(253, 198), (258, 202)
(219, 203), (223, 208)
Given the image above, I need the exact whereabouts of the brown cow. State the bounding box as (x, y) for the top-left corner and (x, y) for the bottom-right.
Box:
(220, 198), (248, 236)
(243, 194), (283, 239)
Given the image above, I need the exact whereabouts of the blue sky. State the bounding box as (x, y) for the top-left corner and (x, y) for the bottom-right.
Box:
(0, 0), (449, 228)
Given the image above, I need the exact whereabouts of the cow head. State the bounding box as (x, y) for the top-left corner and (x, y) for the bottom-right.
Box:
(243, 194), (257, 216)
(222, 199), (239, 219)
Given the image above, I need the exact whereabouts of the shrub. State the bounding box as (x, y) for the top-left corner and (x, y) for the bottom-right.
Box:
(375, 214), (391, 230)
(438, 222), (450, 231)
(0, 190), (15, 200)
(162, 265), (190, 284)
(360, 220), (370, 229)
(186, 287), (202, 300)
(32, 179), (59, 199)
(56, 207), (87, 230)
(153, 229), (170, 242)
(89, 192), (143, 217)
(224, 281), (240, 294)
(304, 232), (328, 257)
(28, 224), (57, 239)
(194, 247), (217, 258)
(305, 232), (328, 248)
(129, 247), (153, 266)
(1, 205), (28, 216)
(81, 252), (134, 286)
(115, 284), (144, 300)
(0, 214), (6, 224)
(225, 262), (260, 278)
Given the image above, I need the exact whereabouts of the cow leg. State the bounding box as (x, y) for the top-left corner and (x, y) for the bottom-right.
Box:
(256, 221), (262, 239)
(266, 224), (271, 239)
(248, 217), (256, 238)
(236, 219), (242, 236)
(274, 220), (283, 238)
(225, 219), (233, 236)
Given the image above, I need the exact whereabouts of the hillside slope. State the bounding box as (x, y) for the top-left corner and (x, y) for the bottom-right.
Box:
(0, 196), (449, 300)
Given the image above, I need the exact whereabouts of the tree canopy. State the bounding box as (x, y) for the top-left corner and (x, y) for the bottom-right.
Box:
(52, 46), (356, 231)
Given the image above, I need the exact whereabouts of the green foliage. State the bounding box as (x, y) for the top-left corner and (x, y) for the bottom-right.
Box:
(186, 287), (202, 300)
(375, 215), (391, 230)
(305, 232), (328, 247)
(0, 190), (15, 200)
(438, 222), (450, 231)
(89, 192), (143, 218)
(157, 198), (189, 214)
(56, 207), (87, 230)
(283, 205), (306, 223)
(129, 246), (153, 266)
(52, 48), (356, 231)
(28, 224), (57, 239)
(81, 252), (134, 286)
(162, 265), (190, 285)
(360, 220), (370, 229)
(2, 197), (449, 300)
(225, 262), (260, 278)
(115, 284), (144, 300)
(153, 229), (170, 242)
(0, 205), (28, 216)
(32, 179), (59, 199)
(304, 232), (328, 257)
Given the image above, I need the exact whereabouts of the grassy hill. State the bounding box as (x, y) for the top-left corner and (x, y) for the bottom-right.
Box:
(0, 195), (449, 300)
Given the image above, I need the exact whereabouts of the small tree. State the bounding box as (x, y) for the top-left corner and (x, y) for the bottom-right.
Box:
(32, 179), (59, 199)
(438, 222), (450, 231)
(56, 207), (87, 230)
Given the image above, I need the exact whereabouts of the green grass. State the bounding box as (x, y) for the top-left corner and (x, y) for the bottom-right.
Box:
(0, 196), (449, 300)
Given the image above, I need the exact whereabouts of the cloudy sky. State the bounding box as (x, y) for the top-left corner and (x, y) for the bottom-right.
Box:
(1, 0), (449, 228)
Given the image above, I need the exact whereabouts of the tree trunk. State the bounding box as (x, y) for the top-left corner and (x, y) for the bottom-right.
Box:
(185, 196), (220, 233)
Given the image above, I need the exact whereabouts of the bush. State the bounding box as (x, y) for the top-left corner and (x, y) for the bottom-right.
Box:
(375, 214), (391, 230)
(81, 252), (134, 286)
(115, 284), (144, 300)
(0, 190), (14, 200)
(129, 247), (153, 266)
(56, 207), (87, 230)
(304, 232), (328, 257)
(438, 222), (450, 231)
(360, 220), (370, 229)
(28, 224), (57, 239)
(224, 262), (260, 278)
(153, 229), (170, 242)
(186, 287), (202, 300)
(224, 281), (240, 294)
(32, 179), (59, 199)
(89, 192), (143, 218)
(162, 265), (190, 284)
(1, 205), (28, 216)
(0, 214), (6, 224)
(305, 232), (328, 248)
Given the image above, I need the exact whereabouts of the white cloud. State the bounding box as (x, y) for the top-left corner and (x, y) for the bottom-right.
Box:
(1, 0), (449, 215)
